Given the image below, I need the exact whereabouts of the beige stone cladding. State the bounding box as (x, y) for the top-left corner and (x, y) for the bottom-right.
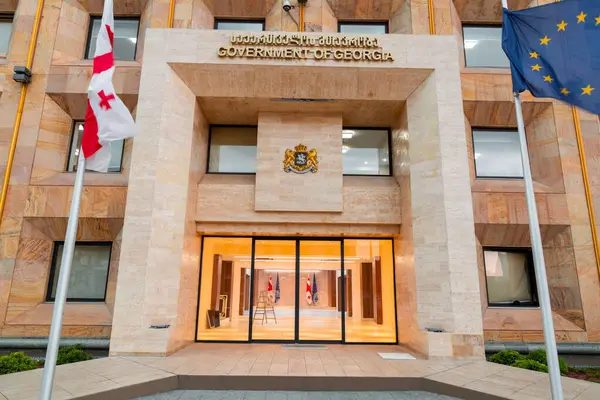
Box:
(106, 27), (484, 358)
(0, 0), (597, 360)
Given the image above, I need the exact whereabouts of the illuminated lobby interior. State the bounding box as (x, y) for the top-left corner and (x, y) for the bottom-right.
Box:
(197, 238), (396, 343)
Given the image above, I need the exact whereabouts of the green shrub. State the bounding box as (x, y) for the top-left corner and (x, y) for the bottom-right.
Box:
(527, 349), (569, 374)
(56, 345), (92, 365)
(0, 352), (40, 375)
(512, 359), (549, 373)
(489, 350), (524, 366)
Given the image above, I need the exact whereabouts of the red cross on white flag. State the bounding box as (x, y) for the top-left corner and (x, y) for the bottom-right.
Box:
(81, 0), (136, 172)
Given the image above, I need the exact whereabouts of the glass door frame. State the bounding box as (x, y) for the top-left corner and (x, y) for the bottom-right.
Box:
(248, 237), (345, 344)
(194, 235), (399, 345)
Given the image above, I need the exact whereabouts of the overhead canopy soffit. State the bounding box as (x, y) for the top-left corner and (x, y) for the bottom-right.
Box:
(169, 63), (432, 101)
(169, 63), (428, 125)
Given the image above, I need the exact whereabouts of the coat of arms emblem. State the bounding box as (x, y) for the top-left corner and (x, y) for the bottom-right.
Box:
(283, 143), (319, 174)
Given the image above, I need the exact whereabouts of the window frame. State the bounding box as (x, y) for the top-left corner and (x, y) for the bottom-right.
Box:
(0, 14), (14, 58)
(46, 241), (112, 303)
(471, 127), (523, 180)
(206, 124), (259, 175)
(213, 18), (266, 31)
(337, 21), (389, 34)
(482, 247), (539, 308)
(66, 120), (126, 173)
(342, 126), (393, 177)
(84, 16), (141, 61)
(462, 24), (509, 69)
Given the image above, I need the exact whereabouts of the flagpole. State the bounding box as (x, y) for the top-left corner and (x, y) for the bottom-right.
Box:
(501, 2), (563, 399)
(39, 148), (86, 400)
(513, 93), (564, 399)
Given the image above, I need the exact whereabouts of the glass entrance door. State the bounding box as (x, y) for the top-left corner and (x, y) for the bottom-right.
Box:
(297, 240), (342, 341)
(196, 236), (398, 344)
(249, 239), (343, 342)
(251, 239), (296, 341)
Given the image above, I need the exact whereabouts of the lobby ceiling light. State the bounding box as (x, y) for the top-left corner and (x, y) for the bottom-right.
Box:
(342, 130), (354, 139)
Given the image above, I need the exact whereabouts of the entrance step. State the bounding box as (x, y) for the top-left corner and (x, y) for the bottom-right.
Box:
(176, 375), (506, 400)
(135, 390), (460, 399)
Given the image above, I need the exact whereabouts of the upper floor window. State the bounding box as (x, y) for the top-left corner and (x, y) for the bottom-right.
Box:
(0, 15), (13, 57)
(342, 128), (391, 176)
(208, 126), (257, 173)
(86, 17), (139, 61)
(463, 26), (510, 68)
(338, 22), (388, 34)
(47, 242), (112, 302)
(484, 248), (538, 307)
(215, 19), (265, 31)
(67, 121), (124, 173)
(473, 129), (523, 179)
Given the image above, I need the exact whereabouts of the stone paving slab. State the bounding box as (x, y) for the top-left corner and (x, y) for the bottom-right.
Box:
(0, 344), (598, 400)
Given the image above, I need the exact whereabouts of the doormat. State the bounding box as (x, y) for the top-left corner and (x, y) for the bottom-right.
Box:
(282, 344), (328, 350)
(378, 352), (416, 360)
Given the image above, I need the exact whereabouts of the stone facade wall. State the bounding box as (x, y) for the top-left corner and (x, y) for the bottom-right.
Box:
(0, 0), (597, 357)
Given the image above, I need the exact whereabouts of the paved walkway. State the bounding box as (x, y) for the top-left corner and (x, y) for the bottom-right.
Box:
(0, 343), (598, 399)
(136, 391), (458, 399)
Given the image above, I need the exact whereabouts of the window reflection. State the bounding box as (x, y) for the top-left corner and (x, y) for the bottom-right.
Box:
(208, 126), (258, 173)
(342, 128), (390, 176)
(339, 23), (387, 34)
(473, 129), (523, 178)
(463, 26), (510, 68)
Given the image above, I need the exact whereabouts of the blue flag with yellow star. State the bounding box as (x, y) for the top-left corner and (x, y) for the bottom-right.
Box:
(502, 0), (600, 115)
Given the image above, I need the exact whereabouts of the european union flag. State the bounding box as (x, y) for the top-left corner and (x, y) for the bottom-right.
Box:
(502, 0), (600, 115)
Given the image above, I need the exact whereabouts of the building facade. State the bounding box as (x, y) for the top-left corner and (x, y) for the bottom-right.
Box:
(0, 0), (599, 360)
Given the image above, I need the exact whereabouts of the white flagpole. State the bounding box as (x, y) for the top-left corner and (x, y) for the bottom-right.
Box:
(513, 94), (563, 399)
(39, 148), (86, 400)
(502, 2), (563, 398)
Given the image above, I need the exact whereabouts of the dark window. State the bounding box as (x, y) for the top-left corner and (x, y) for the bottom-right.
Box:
(208, 126), (258, 173)
(47, 242), (112, 302)
(473, 129), (523, 178)
(0, 15), (13, 57)
(463, 26), (510, 68)
(483, 248), (538, 307)
(215, 20), (265, 31)
(86, 17), (139, 61)
(342, 128), (391, 176)
(338, 22), (388, 34)
(67, 121), (124, 173)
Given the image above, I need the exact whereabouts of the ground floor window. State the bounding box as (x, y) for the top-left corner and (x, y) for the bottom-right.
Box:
(47, 242), (112, 302)
(196, 237), (397, 343)
(483, 248), (538, 307)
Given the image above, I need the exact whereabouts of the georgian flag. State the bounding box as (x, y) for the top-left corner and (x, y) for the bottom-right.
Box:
(81, 0), (136, 172)
(306, 276), (312, 305)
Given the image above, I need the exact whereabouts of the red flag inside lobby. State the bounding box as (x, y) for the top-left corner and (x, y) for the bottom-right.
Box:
(82, 0), (136, 172)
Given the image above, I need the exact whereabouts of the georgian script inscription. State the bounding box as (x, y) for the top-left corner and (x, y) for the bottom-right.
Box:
(218, 33), (394, 62)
